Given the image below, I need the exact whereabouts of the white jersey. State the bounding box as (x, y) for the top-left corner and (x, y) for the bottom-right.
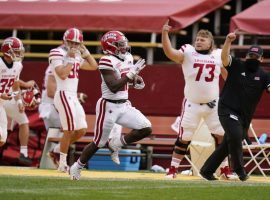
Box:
(0, 58), (22, 105)
(49, 45), (84, 94)
(180, 44), (222, 103)
(98, 54), (134, 100)
(41, 66), (54, 104)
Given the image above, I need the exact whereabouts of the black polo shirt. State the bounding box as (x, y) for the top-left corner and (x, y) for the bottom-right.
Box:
(218, 57), (270, 127)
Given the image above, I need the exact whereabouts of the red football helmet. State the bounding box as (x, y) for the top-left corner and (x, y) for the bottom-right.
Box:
(21, 84), (41, 110)
(63, 28), (83, 50)
(1, 37), (24, 62)
(101, 31), (130, 59)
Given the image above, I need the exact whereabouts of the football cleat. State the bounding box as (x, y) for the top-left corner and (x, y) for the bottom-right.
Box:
(108, 138), (121, 165)
(220, 166), (238, 180)
(18, 153), (32, 166)
(69, 163), (81, 180)
(199, 170), (218, 181)
(165, 166), (177, 179)
(58, 163), (69, 173)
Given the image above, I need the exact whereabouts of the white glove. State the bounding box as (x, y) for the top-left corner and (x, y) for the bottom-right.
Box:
(80, 44), (90, 59)
(126, 59), (146, 80)
(134, 75), (145, 90)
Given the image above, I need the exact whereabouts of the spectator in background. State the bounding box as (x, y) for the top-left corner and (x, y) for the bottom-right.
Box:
(200, 32), (270, 181)
(162, 20), (235, 179)
(69, 31), (152, 180)
(48, 28), (98, 172)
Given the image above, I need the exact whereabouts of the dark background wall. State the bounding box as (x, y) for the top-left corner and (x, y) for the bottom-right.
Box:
(21, 61), (270, 118)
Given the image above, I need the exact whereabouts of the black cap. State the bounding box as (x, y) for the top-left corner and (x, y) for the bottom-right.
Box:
(247, 45), (263, 57)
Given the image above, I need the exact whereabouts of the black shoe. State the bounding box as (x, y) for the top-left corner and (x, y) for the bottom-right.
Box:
(18, 153), (32, 166)
(239, 174), (249, 181)
(199, 170), (218, 181)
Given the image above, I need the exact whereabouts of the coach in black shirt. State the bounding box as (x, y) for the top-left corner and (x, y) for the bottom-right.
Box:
(200, 32), (270, 181)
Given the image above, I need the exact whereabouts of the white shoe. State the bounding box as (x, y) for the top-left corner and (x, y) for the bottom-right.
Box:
(57, 163), (69, 173)
(69, 163), (81, 180)
(108, 138), (121, 165)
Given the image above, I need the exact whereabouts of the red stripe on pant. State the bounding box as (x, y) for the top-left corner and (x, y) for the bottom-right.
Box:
(94, 99), (106, 146)
(178, 98), (187, 140)
(59, 91), (74, 131)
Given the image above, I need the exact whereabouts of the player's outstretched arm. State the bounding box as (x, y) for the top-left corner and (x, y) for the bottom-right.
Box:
(221, 31), (236, 67)
(162, 20), (184, 64)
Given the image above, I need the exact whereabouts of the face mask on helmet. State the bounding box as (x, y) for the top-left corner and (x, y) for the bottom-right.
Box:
(1, 37), (25, 62)
(112, 38), (130, 59)
(101, 31), (130, 59)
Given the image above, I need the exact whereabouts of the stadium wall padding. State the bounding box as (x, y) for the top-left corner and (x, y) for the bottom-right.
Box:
(21, 61), (270, 118)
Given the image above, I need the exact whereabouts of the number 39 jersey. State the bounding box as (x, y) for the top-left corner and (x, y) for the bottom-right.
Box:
(98, 54), (134, 100)
(0, 58), (22, 105)
(180, 44), (222, 103)
(49, 46), (84, 93)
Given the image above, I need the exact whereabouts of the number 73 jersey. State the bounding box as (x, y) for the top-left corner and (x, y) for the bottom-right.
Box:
(180, 44), (222, 104)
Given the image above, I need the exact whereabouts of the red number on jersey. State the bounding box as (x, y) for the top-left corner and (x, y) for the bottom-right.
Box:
(120, 72), (128, 91)
(68, 63), (80, 79)
(193, 63), (216, 82)
(0, 78), (15, 93)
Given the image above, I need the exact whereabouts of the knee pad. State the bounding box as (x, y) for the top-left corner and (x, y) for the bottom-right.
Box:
(174, 138), (191, 155)
(181, 128), (194, 141)
(140, 127), (152, 137)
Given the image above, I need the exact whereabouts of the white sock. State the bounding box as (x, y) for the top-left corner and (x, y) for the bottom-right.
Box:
(171, 157), (181, 168)
(76, 159), (86, 169)
(60, 152), (67, 166)
(20, 146), (28, 157)
(53, 143), (60, 153)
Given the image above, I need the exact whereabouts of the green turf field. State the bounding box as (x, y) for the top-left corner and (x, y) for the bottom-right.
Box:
(1, 175), (270, 200)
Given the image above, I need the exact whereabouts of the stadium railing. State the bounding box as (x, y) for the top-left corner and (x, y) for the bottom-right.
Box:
(0, 39), (162, 63)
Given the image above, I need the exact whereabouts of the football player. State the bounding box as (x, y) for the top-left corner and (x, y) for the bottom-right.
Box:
(3, 79), (39, 166)
(0, 37), (24, 150)
(49, 28), (98, 172)
(162, 20), (236, 180)
(69, 31), (152, 180)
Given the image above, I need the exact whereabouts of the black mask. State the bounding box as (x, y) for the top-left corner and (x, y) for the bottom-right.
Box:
(245, 59), (260, 72)
(196, 49), (210, 55)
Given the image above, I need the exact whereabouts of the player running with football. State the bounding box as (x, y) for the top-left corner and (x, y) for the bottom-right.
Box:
(162, 20), (236, 180)
(69, 31), (152, 180)
(49, 28), (98, 172)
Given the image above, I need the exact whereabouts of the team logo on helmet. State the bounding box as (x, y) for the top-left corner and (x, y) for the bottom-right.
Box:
(21, 84), (41, 110)
(101, 31), (130, 59)
(1, 37), (24, 62)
